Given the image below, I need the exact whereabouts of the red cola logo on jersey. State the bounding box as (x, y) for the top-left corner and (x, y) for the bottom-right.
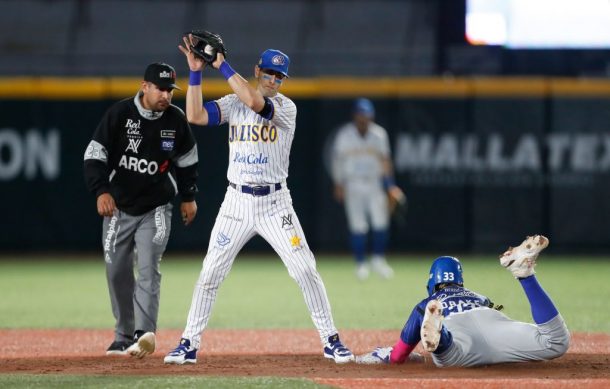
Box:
(232, 152), (269, 165)
(125, 119), (142, 135)
(229, 124), (277, 143)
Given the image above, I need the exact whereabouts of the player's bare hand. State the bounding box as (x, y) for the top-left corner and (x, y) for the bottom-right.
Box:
(387, 185), (406, 214)
(181, 200), (197, 226)
(333, 184), (345, 203)
(211, 52), (225, 70)
(179, 34), (205, 72)
(388, 186), (405, 203)
(96, 193), (116, 217)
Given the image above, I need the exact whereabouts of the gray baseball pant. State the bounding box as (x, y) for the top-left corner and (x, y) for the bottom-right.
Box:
(432, 309), (570, 367)
(102, 203), (172, 342)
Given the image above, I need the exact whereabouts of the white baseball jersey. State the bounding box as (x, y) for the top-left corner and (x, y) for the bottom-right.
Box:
(180, 91), (339, 350)
(332, 121), (391, 233)
(332, 121), (390, 185)
(216, 93), (296, 185)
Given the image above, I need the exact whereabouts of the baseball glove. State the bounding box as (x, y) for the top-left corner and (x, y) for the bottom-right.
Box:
(388, 187), (408, 226)
(185, 30), (227, 64)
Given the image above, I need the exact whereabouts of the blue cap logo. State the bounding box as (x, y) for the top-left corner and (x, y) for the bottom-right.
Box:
(272, 55), (285, 66)
(258, 49), (290, 77)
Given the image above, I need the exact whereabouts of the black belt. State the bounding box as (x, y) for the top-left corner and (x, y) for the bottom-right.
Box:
(229, 182), (281, 196)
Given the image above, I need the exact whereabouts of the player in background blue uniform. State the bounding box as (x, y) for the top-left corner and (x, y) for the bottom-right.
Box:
(357, 235), (570, 366)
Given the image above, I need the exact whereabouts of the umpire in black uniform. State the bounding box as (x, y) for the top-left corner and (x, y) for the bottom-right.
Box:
(84, 62), (199, 358)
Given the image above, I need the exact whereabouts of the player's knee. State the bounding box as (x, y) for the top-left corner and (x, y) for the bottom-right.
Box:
(292, 262), (317, 280)
(543, 317), (571, 359)
(106, 264), (131, 284)
(550, 330), (571, 358)
(555, 341), (569, 358)
(136, 263), (160, 280)
(196, 271), (224, 291)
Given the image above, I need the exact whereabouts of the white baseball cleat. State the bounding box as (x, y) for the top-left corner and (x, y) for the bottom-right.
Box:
(323, 334), (354, 364)
(355, 263), (370, 280)
(420, 300), (444, 353)
(371, 256), (394, 279)
(500, 235), (549, 278)
(164, 338), (197, 365)
(127, 332), (156, 359)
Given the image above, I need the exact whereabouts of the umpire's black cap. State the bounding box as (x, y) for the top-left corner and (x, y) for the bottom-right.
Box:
(144, 62), (181, 90)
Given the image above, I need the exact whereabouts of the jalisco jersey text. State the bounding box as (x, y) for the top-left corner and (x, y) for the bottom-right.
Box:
(84, 94), (198, 215)
(215, 93), (297, 185)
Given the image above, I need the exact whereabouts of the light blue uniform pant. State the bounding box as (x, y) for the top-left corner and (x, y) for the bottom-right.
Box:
(432, 308), (570, 367)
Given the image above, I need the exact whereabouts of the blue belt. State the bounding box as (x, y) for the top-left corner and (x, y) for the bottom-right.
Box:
(230, 182), (282, 196)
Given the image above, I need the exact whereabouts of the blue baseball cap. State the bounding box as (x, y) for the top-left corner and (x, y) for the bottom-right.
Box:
(353, 98), (375, 118)
(258, 49), (290, 77)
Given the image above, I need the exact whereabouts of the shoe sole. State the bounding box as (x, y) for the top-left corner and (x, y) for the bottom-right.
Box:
(372, 261), (394, 279)
(128, 332), (156, 359)
(164, 356), (197, 365)
(421, 300), (444, 352)
(324, 352), (355, 364)
(500, 235), (549, 272)
(105, 350), (130, 356)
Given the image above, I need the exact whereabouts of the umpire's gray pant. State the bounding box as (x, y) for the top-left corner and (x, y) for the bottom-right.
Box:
(102, 203), (172, 342)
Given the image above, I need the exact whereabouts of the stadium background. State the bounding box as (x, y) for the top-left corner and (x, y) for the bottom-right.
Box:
(1, 0), (610, 254)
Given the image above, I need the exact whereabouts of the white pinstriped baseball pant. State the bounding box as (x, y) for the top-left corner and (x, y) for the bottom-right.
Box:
(182, 185), (338, 349)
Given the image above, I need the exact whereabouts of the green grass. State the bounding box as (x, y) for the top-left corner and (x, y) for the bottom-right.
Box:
(0, 374), (332, 388)
(0, 254), (607, 332)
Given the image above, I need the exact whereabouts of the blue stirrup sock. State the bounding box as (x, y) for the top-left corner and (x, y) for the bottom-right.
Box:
(371, 230), (388, 256)
(350, 233), (366, 264)
(519, 275), (559, 324)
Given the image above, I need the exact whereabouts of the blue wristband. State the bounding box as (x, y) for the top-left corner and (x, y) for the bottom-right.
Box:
(189, 70), (202, 86)
(219, 61), (236, 80)
(383, 176), (395, 190)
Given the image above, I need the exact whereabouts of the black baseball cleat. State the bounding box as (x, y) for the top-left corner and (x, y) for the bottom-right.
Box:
(106, 340), (134, 356)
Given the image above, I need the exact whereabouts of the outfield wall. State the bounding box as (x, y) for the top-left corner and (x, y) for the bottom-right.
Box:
(1, 77), (609, 253)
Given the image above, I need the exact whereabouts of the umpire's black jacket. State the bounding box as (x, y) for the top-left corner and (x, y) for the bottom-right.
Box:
(84, 93), (198, 216)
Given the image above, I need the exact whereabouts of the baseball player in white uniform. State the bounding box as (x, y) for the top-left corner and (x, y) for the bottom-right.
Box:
(164, 34), (354, 365)
(331, 98), (404, 280)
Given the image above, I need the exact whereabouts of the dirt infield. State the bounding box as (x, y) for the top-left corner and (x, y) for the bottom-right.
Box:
(1, 329), (608, 388)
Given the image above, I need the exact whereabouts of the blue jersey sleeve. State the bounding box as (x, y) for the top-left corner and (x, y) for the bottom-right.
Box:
(257, 97), (274, 120)
(203, 101), (220, 126)
(399, 299), (429, 345)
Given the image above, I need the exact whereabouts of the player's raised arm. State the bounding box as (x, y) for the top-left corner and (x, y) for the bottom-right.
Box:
(211, 53), (266, 113)
(178, 35), (209, 125)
